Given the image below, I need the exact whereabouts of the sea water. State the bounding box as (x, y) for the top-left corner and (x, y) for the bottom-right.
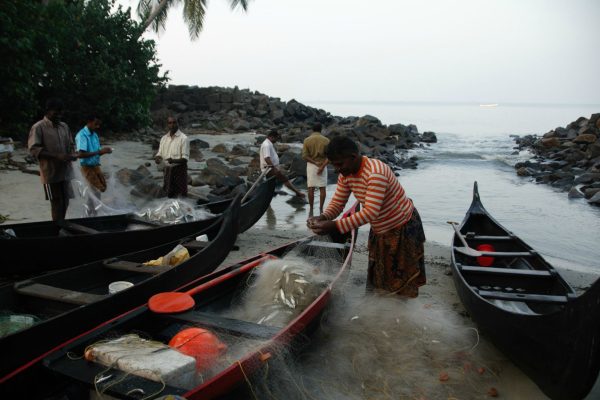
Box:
(252, 101), (600, 399)
(258, 101), (600, 274)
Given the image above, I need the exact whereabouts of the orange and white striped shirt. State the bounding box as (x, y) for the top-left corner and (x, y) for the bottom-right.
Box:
(322, 156), (414, 234)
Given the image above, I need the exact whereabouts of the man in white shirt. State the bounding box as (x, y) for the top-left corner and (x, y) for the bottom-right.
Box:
(155, 116), (190, 197)
(260, 130), (305, 198)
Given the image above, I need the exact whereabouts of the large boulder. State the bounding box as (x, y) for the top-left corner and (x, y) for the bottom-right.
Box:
(541, 137), (561, 148)
(115, 166), (152, 186)
(421, 131), (438, 143)
(212, 143), (229, 153)
(588, 191), (600, 205)
(573, 134), (598, 144)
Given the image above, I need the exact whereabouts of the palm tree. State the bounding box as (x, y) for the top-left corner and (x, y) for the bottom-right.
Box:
(138, 0), (251, 40)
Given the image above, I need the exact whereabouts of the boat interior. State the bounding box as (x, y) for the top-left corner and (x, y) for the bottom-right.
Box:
(453, 214), (575, 314)
(43, 238), (351, 398)
(0, 230), (220, 329)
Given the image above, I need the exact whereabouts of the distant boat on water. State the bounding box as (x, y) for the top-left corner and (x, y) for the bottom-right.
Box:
(479, 103), (499, 108)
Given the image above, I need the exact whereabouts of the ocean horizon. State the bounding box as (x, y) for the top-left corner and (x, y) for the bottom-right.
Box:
(258, 101), (600, 275)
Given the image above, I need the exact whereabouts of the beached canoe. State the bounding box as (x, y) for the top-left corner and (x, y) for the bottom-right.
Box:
(450, 182), (600, 400)
(0, 176), (275, 276)
(32, 206), (358, 400)
(198, 176), (276, 233)
(0, 195), (240, 390)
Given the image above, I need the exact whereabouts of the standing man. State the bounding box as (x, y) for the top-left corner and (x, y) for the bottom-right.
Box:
(155, 116), (189, 198)
(302, 123), (330, 216)
(307, 136), (426, 298)
(260, 129), (305, 199)
(28, 98), (78, 221)
(75, 114), (112, 215)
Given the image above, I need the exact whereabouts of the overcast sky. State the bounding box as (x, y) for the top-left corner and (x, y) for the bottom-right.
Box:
(120, 0), (600, 105)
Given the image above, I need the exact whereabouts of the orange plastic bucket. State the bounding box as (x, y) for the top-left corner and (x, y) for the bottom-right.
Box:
(476, 244), (495, 267)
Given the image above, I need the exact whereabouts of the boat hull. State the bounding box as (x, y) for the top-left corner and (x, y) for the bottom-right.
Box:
(451, 182), (600, 400)
(0, 196), (240, 387)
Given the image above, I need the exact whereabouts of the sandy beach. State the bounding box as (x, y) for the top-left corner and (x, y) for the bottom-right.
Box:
(2, 135), (598, 399)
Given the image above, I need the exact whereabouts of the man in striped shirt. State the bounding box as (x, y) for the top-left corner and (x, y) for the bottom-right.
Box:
(308, 136), (426, 297)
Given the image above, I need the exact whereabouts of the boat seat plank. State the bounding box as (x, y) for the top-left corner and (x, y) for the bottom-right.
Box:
(14, 282), (106, 305)
(454, 246), (533, 257)
(44, 356), (187, 397)
(459, 265), (553, 278)
(103, 259), (170, 274)
(56, 220), (100, 234)
(306, 241), (349, 250)
(477, 289), (568, 304)
(465, 234), (514, 241)
(162, 311), (281, 340)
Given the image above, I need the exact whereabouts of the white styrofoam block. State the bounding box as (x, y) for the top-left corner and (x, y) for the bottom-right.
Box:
(87, 334), (196, 389)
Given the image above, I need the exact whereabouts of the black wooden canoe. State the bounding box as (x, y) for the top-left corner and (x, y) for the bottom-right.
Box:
(198, 176), (276, 234)
(450, 182), (600, 400)
(0, 195), (240, 389)
(24, 207), (358, 400)
(0, 176), (275, 276)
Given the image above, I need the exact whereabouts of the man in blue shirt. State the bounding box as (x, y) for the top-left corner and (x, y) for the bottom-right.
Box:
(75, 114), (112, 215)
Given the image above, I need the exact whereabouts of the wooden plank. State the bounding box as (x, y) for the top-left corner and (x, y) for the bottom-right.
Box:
(477, 289), (568, 304)
(56, 220), (100, 234)
(103, 259), (170, 274)
(459, 265), (553, 278)
(14, 283), (106, 305)
(465, 234), (514, 241)
(162, 311), (281, 340)
(453, 246), (533, 257)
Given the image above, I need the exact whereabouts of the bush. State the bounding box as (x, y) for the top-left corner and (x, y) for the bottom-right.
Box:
(0, 0), (168, 140)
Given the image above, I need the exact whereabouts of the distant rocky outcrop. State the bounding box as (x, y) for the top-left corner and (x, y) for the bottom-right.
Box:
(149, 85), (436, 170)
(513, 113), (600, 206)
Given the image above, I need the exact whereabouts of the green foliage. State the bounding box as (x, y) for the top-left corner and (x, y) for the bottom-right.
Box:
(0, 0), (168, 140)
(0, 1), (44, 138)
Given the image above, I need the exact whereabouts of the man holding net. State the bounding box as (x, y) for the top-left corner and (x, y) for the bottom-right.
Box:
(75, 113), (112, 215)
(307, 136), (426, 297)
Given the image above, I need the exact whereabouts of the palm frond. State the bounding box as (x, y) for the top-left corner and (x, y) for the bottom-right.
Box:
(228, 0), (251, 12)
(139, 0), (251, 40)
(136, 0), (153, 20)
(182, 0), (207, 40)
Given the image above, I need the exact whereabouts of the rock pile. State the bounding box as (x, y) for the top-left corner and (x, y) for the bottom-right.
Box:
(111, 85), (438, 201)
(513, 113), (600, 206)
(150, 85), (437, 170)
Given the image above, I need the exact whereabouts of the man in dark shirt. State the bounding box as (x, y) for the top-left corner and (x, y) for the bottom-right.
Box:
(28, 98), (78, 220)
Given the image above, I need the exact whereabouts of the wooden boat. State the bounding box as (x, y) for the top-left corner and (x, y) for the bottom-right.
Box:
(0, 195), (240, 389)
(32, 207), (357, 400)
(198, 176), (276, 233)
(450, 182), (600, 400)
(0, 176), (275, 276)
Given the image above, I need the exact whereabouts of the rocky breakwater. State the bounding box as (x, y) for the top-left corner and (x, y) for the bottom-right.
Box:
(97, 85), (439, 203)
(513, 113), (600, 206)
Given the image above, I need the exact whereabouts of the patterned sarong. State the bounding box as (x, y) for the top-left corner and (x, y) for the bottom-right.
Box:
(367, 208), (426, 297)
(81, 165), (107, 193)
(163, 163), (188, 198)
